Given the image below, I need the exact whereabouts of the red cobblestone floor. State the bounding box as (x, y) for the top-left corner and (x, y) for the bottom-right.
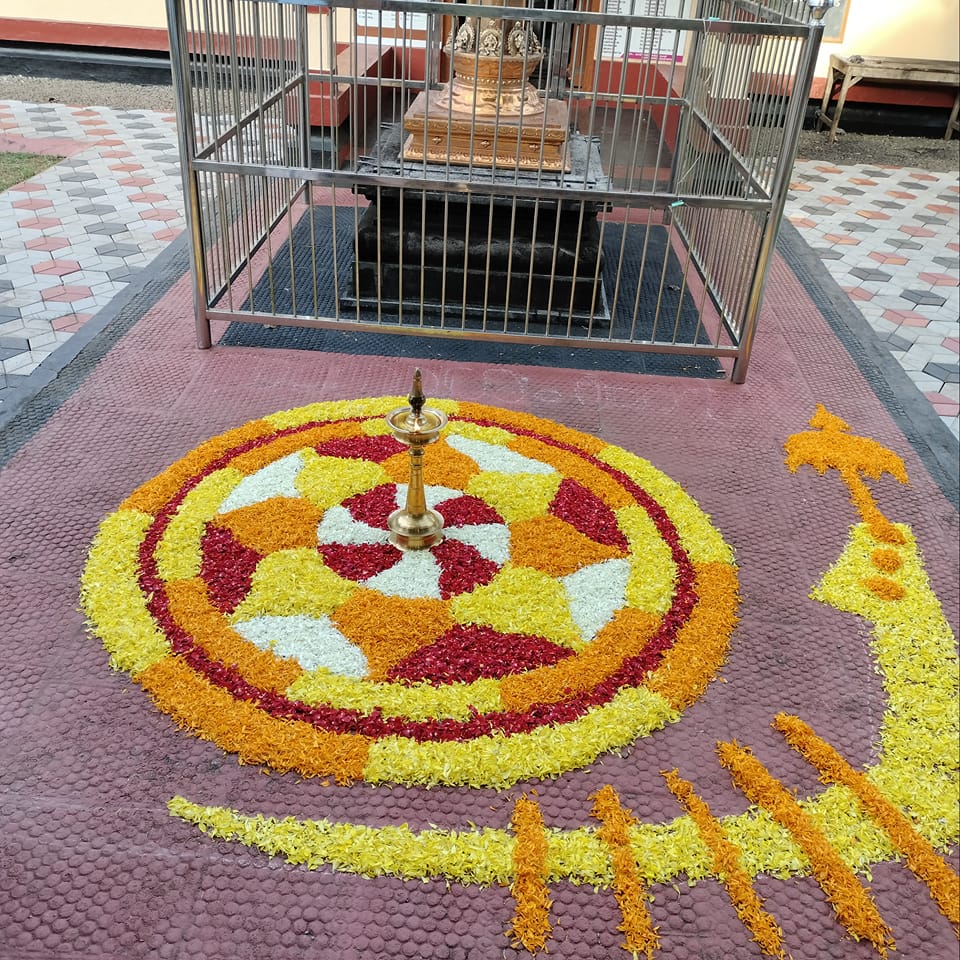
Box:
(0, 234), (957, 958)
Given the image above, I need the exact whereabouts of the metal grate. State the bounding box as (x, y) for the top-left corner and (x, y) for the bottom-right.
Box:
(166, 0), (825, 381)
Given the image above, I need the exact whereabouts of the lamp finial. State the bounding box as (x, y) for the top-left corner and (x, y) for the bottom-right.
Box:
(410, 369), (425, 420)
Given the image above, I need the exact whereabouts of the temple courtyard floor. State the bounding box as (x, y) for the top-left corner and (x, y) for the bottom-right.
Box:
(0, 96), (958, 960)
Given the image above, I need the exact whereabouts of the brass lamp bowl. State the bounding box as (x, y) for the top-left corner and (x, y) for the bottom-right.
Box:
(385, 405), (448, 446)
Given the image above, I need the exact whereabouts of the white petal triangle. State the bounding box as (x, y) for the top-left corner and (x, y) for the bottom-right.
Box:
(563, 558), (631, 644)
(317, 505), (390, 545)
(219, 452), (305, 513)
(365, 550), (442, 599)
(444, 523), (511, 565)
(445, 434), (554, 475)
(234, 614), (368, 677)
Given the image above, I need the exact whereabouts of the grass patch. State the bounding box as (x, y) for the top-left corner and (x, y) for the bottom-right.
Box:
(0, 152), (63, 191)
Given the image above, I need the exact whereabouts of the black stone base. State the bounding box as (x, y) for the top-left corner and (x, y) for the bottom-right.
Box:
(349, 194), (607, 321)
(344, 124), (611, 324)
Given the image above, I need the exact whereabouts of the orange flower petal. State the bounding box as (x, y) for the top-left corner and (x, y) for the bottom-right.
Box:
(166, 577), (303, 692)
(774, 713), (960, 932)
(137, 654), (369, 782)
(646, 562), (739, 709)
(212, 496), (324, 554)
(510, 796), (552, 953)
(717, 740), (895, 957)
(381, 438), (481, 489)
(663, 770), (785, 958)
(508, 434), (635, 509)
(589, 784), (659, 957)
(332, 591), (453, 679)
(455, 402), (607, 456)
(121, 420), (275, 514)
(510, 514), (626, 577)
(500, 607), (659, 711)
(229, 422), (364, 474)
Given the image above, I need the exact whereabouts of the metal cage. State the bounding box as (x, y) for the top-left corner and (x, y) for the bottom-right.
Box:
(166, 0), (825, 381)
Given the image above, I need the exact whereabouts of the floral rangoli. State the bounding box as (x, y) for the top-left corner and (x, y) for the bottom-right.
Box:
(81, 400), (959, 956)
(81, 398), (737, 789)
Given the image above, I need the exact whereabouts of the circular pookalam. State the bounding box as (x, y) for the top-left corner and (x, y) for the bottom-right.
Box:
(82, 398), (739, 787)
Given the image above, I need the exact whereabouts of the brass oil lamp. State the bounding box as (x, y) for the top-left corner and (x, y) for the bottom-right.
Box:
(385, 370), (448, 549)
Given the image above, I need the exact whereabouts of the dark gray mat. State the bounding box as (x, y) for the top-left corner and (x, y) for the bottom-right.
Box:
(220, 207), (725, 379)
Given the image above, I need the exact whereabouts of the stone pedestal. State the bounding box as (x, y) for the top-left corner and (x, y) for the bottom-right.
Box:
(345, 125), (609, 325)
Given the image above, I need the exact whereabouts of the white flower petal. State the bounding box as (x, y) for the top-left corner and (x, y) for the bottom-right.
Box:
(445, 434), (554, 475)
(317, 505), (389, 545)
(365, 550), (442, 599)
(234, 614), (368, 677)
(218, 452), (305, 513)
(445, 523), (512, 565)
(563, 558), (631, 643)
(395, 483), (464, 510)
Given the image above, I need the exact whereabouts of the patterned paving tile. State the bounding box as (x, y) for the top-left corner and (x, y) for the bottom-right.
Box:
(0, 99), (186, 401)
(902, 290), (948, 307)
(919, 272), (959, 286)
(788, 157), (960, 439)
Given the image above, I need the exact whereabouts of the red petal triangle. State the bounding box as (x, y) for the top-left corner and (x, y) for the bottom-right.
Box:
(387, 624), (573, 684)
(314, 434), (405, 462)
(549, 477), (629, 550)
(436, 494), (503, 527)
(200, 524), (264, 613)
(343, 483), (398, 529)
(319, 542), (401, 581)
(431, 537), (501, 599)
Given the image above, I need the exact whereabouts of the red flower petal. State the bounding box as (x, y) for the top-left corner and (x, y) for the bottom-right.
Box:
(200, 524), (263, 613)
(549, 478), (629, 550)
(436, 494), (503, 527)
(314, 434), (405, 462)
(432, 537), (501, 599)
(343, 483), (398, 528)
(387, 624), (573, 684)
(319, 541), (401, 580)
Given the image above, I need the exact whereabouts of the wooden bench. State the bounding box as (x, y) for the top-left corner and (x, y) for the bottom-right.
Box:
(818, 54), (960, 142)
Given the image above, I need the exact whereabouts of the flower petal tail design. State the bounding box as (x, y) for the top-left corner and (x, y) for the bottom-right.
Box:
(716, 740), (895, 958)
(509, 796), (553, 953)
(589, 784), (659, 958)
(773, 712), (960, 934)
(662, 769), (786, 959)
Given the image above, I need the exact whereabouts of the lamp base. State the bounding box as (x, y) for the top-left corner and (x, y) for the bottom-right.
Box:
(387, 508), (445, 550)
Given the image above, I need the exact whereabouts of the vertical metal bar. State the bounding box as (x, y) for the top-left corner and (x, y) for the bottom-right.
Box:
(732, 21), (823, 382)
(297, 9), (319, 316)
(322, 7), (347, 320)
(395, 5), (408, 326)
(225, 0), (261, 313)
(166, 0), (212, 348)
(627, 206), (656, 342)
(199, 0), (219, 151)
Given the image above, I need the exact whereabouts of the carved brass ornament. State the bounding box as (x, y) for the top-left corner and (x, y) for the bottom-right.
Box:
(402, 0), (568, 170)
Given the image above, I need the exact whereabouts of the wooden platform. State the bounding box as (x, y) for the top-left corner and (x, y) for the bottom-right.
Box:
(818, 55), (960, 142)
